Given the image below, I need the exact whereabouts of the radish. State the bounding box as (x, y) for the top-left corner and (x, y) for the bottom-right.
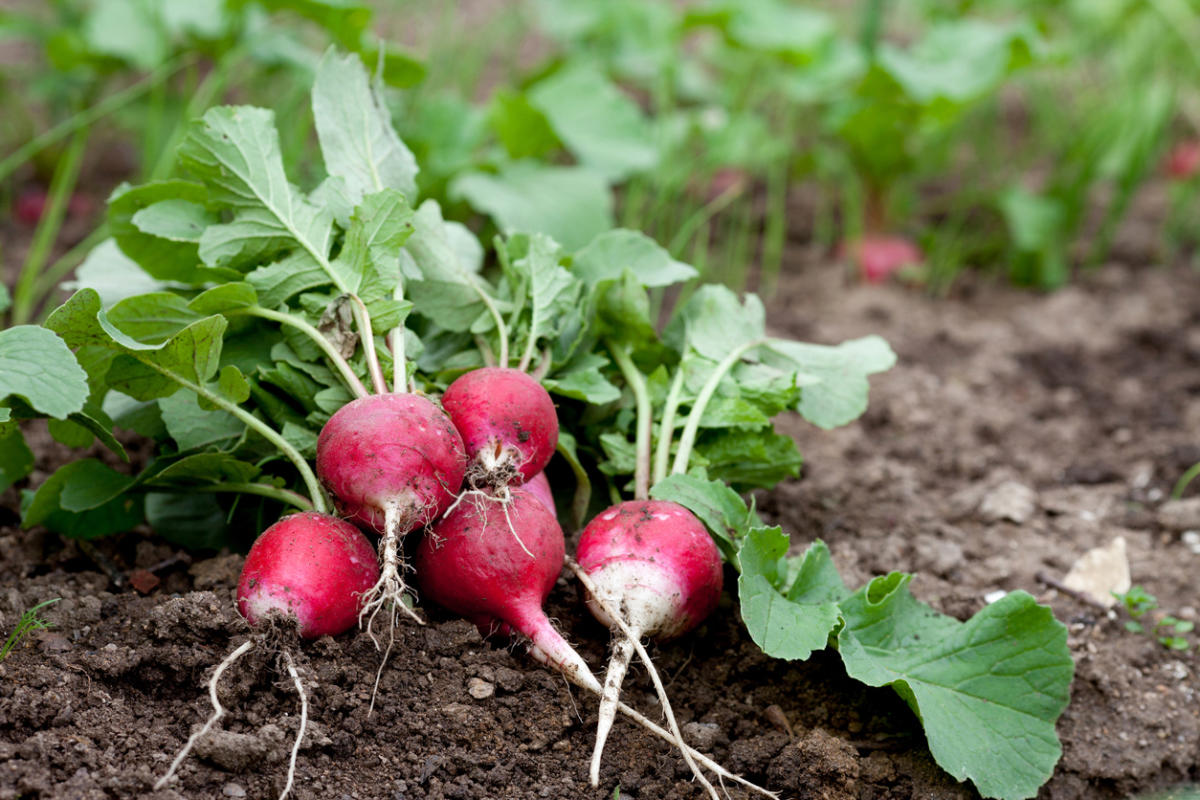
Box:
(442, 366), (558, 491)
(524, 470), (556, 514)
(158, 512), (379, 799)
(316, 391), (467, 630)
(574, 499), (723, 786)
(415, 484), (771, 797)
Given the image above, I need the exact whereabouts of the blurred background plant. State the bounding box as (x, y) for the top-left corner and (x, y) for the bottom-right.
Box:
(3, 0), (1198, 321)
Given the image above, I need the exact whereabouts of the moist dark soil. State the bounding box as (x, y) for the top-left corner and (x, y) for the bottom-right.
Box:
(3, 234), (1200, 798)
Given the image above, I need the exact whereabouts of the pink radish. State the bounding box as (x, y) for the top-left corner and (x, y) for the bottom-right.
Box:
(414, 486), (594, 681)
(574, 499), (724, 787)
(238, 512), (380, 638)
(159, 513), (379, 798)
(523, 470), (555, 515)
(316, 392), (467, 628)
(442, 367), (558, 490)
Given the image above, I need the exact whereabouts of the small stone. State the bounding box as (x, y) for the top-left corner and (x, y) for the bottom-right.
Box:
(681, 721), (720, 752)
(36, 632), (71, 653)
(1062, 536), (1130, 608)
(984, 589), (1008, 604)
(1181, 531), (1200, 555)
(128, 569), (160, 595)
(223, 784), (247, 797)
(467, 678), (494, 700)
(978, 481), (1037, 524)
(1158, 498), (1200, 531)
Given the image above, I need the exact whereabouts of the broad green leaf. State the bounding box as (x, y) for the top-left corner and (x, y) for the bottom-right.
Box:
(0, 326), (89, 420)
(216, 365), (251, 404)
(132, 199), (213, 243)
(146, 452), (260, 485)
(542, 356), (621, 404)
(334, 188), (414, 299)
(48, 419), (94, 449)
(158, 391), (244, 450)
(450, 162), (613, 251)
(507, 233), (579, 361)
(108, 181), (215, 283)
(64, 401), (127, 459)
(837, 580), (1073, 800)
(188, 282), (258, 315)
(666, 285), (765, 362)
(572, 229), (697, 288)
(489, 88), (561, 160)
(144, 492), (229, 550)
(312, 49), (418, 203)
(68, 239), (173, 307)
(691, 427), (803, 489)
(105, 293), (203, 343)
(528, 63), (658, 180)
(83, 0), (166, 69)
(738, 531), (842, 659)
(23, 459), (137, 529)
(282, 421), (319, 459)
(400, 200), (490, 331)
(247, 251), (331, 308)
(707, 0), (836, 58)
(0, 427), (34, 492)
(253, 0), (372, 52)
(762, 335), (896, 429)
(180, 106), (336, 279)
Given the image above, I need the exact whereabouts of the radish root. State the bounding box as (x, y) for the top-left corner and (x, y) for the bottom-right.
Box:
(568, 559), (718, 799)
(155, 639), (254, 790)
(279, 650), (308, 800)
(360, 501), (425, 640)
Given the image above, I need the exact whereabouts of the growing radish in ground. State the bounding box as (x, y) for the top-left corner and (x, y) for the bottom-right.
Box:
(415, 483), (770, 797)
(442, 366), (558, 491)
(316, 391), (467, 630)
(158, 512), (379, 799)
(841, 235), (923, 284)
(574, 500), (723, 787)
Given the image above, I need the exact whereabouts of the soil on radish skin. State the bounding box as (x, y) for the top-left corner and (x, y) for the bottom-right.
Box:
(3, 261), (1200, 800)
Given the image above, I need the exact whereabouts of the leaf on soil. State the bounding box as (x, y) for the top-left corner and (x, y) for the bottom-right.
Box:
(0, 326), (90, 420)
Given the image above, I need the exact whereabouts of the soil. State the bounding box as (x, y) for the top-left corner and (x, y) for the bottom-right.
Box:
(3, 249), (1199, 800)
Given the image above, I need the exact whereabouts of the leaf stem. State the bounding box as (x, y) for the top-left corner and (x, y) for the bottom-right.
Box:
(242, 306), (369, 399)
(607, 341), (652, 501)
(10, 128), (88, 326)
(154, 368), (328, 514)
(188, 482), (315, 512)
(671, 339), (766, 476)
(653, 367), (686, 486)
(390, 282), (406, 394)
(349, 296), (388, 395)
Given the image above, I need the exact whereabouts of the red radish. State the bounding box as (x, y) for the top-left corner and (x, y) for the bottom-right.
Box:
(575, 499), (723, 787)
(316, 392), (467, 628)
(442, 367), (558, 490)
(160, 513), (378, 798)
(14, 187), (93, 226)
(237, 512), (379, 638)
(842, 235), (922, 284)
(1165, 140), (1200, 181)
(524, 470), (556, 515)
(415, 486), (595, 683)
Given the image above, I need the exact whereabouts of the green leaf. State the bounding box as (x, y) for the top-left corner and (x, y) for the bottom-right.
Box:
(158, 391), (244, 451)
(527, 63), (658, 180)
(489, 88), (561, 161)
(312, 48), (418, 203)
(649, 473), (751, 563)
(762, 335), (896, 430)
(542, 356), (621, 404)
(180, 106), (335, 278)
(0, 427), (34, 492)
(48, 419), (94, 449)
(144, 492), (229, 550)
(70, 239), (175, 306)
(247, 251), (332, 308)
(738, 531), (842, 659)
(23, 459), (138, 533)
(334, 188), (414, 299)
(0, 283), (10, 315)
(105, 293), (203, 343)
(146, 452), (260, 486)
(506, 233), (579, 361)
(572, 229), (697, 288)
(400, 200), (490, 331)
(216, 365), (251, 404)
(83, 0), (167, 69)
(108, 181), (216, 283)
(837, 581), (1073, 800)
(188, 282), (258, 315)
(691, 427), (803, 489)
(450, 162), (613, 251)
(0, 326), (89, 420)
(666, 285), (765, 362)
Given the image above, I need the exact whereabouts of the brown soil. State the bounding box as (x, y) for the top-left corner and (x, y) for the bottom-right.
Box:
(4, 256), (1200, 799)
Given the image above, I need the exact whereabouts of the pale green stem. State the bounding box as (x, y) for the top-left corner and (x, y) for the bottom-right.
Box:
(240, 306), (369, 398)
(607, 341), (652, 501)
(349, 296), (388, 395)
(156, 368), (327, 514)
(672, 339), (767, 476)
(390, 283), (406, 394)
(652, 368), (687, 486)
(189, 482), (315, 512)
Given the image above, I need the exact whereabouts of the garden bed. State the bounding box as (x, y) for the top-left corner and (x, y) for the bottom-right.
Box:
(2, 248), (1198, 799)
